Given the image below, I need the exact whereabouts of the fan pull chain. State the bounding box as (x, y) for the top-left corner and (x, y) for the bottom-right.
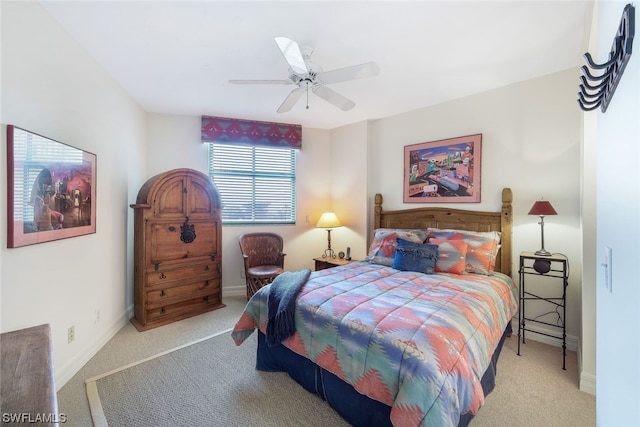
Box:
(306, 82), (310, 109)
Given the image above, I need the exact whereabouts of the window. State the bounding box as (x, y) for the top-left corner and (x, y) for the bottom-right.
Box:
(208, 143), (296, 224)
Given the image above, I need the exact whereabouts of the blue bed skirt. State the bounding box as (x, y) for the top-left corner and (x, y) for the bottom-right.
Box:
(256, 322), (513, 427)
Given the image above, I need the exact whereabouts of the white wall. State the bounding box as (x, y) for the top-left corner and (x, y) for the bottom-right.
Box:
(0, 1), (147, 388)
(368, 69), (585, 354)
(580, 108), (597, 395)
(146, 114), (209, 176)
(579, 1), (597, 396)
(329, 121), (369, 260)
(594, 1), (640, 424)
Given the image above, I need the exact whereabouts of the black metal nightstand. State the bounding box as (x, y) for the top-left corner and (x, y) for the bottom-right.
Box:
(517, 251), (569, 369)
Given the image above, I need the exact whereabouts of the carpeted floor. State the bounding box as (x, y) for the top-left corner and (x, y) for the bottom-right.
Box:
(57, 295), (595, 426)
(86, 329), (348, 427)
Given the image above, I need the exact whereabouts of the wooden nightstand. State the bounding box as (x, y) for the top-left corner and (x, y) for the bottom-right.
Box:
(314, 257), (356, 271)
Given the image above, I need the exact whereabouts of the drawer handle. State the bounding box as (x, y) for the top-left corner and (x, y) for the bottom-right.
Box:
(160, 307), (166, 315)
(204, 265), (210, 271)
(160, 290), (166, 297)
(203, 296), (209, 302)
(159, 273), (166, 279)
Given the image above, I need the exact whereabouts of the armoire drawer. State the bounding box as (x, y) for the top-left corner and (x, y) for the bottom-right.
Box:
(146, 278), (221, 308)
(146, 293), (222, 321)
(147, 221), (219, 264)
(146, 262), (219, 286)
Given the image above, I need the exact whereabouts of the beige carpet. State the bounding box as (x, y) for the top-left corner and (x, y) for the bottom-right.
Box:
(85, 328), (348, 427)
(473, 336), (595, 426)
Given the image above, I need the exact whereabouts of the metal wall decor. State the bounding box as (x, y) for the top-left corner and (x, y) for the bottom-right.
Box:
(578, 4), (634, 112)
(180, 217), (197, 244)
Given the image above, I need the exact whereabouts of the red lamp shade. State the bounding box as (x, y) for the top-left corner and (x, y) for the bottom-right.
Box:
(528, 201), (557, 216)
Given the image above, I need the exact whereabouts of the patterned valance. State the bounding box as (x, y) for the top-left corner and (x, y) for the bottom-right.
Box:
(201, 116), (302, 149)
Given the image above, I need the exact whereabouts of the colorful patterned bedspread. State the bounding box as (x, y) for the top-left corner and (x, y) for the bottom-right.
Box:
(232, 261), (517, 426)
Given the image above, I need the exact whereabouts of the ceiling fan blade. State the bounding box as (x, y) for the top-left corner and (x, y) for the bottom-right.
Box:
(229, 79), (291, 85)
(317, 62), (380, 85)
(313, 86), (356, 111)
(275, 37), (308, 75)
(277, 88), (304, 113)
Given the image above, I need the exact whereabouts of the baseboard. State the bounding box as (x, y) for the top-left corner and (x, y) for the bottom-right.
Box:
(519, 323), (578, 352)
(223, 285), (245, 298)
(579, 371), (596, 395)
(575, 336), (596, 395)
(54, 309), (130, 390)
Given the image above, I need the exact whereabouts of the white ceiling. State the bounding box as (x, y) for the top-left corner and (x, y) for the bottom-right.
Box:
(40, 1), (593, 130)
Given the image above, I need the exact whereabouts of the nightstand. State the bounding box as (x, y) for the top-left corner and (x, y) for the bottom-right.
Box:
(517, 251), (569, 369)
(313, 257), (355, 271)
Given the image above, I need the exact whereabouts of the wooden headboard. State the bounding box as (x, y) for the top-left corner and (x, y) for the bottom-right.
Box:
(373, 188), (513, 277)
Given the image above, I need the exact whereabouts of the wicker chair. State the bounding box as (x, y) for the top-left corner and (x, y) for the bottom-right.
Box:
(238, 232), (286, 299)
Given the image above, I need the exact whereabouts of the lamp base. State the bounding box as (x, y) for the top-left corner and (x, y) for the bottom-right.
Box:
(322, 249), (337, 259)
(533, 259), (552, 274)
(534, 249), (551, 256)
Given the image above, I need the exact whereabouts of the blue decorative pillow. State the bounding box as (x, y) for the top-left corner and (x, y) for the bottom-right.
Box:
(393, 239), (438, 274)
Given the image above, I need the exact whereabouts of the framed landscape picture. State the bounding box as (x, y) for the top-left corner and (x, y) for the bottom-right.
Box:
(404, 134), (482, 203)
(7, 125), (97, 248)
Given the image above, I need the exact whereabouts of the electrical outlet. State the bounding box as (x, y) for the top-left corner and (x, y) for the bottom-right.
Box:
(94, 308), (101, 324)
(67, 326), (75, 343)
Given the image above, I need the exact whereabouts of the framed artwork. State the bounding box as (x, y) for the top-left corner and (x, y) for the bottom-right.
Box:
(6, 125), (97, 248)
(404, 134), (482, 203)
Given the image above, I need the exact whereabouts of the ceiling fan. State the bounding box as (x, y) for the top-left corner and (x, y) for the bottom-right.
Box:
(229, 37), (380, 113)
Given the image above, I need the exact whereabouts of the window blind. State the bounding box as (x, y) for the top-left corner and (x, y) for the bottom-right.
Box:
(208, 143), (296, 224)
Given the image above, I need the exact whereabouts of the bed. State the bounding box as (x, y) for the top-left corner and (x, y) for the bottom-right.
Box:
(232, 188), (516, 426)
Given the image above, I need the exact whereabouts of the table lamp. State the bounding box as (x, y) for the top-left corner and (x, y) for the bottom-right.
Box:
(528, 199), (557, 256)
(316, 212), (342, 258)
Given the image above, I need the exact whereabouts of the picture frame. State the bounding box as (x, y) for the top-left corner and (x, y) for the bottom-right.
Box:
(6, 125), (97, 248)
(404, 134), (482, 203)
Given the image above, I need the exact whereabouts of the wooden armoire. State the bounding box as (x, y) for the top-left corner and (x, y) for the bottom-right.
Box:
(130, 168), (225, 331)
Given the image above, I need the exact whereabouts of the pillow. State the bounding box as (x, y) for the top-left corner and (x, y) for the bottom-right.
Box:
(430, 238), (468, 275)
(427, 228), (501, 275)
(392, 239), (438, 274)
(367, 228), (428, 266)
